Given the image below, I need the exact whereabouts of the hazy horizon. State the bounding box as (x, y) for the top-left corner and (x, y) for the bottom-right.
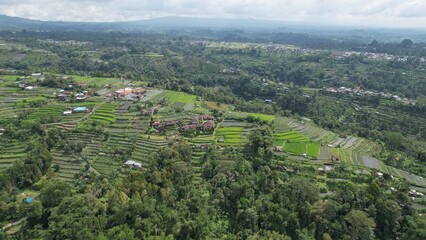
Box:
(0, 0), (426, 29)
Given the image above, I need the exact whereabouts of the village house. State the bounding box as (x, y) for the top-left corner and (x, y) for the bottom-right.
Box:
(203, 120), (215, 130)
(132, 87), (146, 95)
(75, 93), (87, 102)
(78, 83), (88, 88)
(0, 127), (5, 136)
(274, 146), (283, 152)
(63, 110), (73, 115)
(192, 145), (210, 150)
(72, 107), (89, 113)
(124, 93), (138, 101)
(198, 114), (214, 120)
(57, 90), (73, 101)
(192, 116), (200, 124)
(114, 87), (147, 100)
(124, 160), (142, 169)
(115, 87), (134, 98)
(143, 107), (155, 117)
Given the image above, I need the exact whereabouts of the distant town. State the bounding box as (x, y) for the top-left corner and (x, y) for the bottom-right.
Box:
(324, 86), (417, 105)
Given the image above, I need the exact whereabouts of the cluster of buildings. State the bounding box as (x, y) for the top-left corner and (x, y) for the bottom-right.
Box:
(324, 86), (416, 105)
(15, 73), (48, 90)
(334, 51), (426, 62)
(40, 39), (92, 46)
(152, 114), (216, 133)
(18, 83), (37, 90)
(57, 89), (89, 101)
(106, 87), (146, 101)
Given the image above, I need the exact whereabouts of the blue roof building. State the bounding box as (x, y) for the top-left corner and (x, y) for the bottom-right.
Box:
(73, 107), (88, 112)
(26, 197), (33, 204)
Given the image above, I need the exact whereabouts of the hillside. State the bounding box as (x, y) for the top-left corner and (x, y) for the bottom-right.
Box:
(1, 29), (426, 239)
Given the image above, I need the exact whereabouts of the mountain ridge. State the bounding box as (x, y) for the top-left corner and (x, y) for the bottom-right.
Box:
(0, 14), (289, 30)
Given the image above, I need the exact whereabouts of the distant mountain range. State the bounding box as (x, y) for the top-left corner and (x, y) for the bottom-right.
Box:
(0, 14), (290, 31)
(1, 14), (426, 43)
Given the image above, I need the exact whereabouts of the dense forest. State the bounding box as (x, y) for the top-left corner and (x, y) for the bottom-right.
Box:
(0, 28), (425, 239)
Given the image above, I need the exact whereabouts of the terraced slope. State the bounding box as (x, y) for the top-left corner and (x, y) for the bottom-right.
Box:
(0, 141), (27, 172)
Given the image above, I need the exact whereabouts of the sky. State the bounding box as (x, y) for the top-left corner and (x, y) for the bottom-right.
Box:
(0, 0), (426, 28)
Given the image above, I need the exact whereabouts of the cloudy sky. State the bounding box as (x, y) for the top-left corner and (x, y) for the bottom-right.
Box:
(0, 0), (426, 28)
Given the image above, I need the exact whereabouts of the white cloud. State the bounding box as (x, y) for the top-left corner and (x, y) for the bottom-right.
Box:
(0, 0), (425, 28)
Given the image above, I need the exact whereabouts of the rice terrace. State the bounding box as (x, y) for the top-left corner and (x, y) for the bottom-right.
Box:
(1, 15), (426, 239)
(1, 73), (424, 187)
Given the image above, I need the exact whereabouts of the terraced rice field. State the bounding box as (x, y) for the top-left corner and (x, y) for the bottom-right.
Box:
(216, 127), (244, 145)
(349, 138), (382, 156)
(86, 102), (117, 125)
(0, 102), (26, 120)
(341, 136), (358, 149)
(284, 119), (339, 144)
(318, 146), (331, 160)
(379, 162), (426, 187)
(71, 75), (118, 88)
(273, 117), (292, 132)
(24, 104), (65, 123)
(325, 146), (426, 186)
(126, 116), (150, 137)
(190, 135), (215, 145)
(282, 142), (320, 157)
(273, 131), (310, 146)
(51, 148), (83, 182)
(226, 112), (275, 122)
(131, 137), (168, 166)
(164, 91), (199, 105)
(51, 132), (104, 181)
(0, 141), (27, 172)
(91, 133), (135, 175)
(153, 110), (193, 122)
